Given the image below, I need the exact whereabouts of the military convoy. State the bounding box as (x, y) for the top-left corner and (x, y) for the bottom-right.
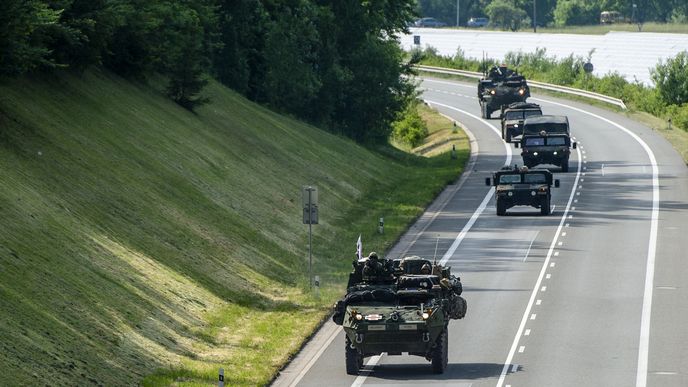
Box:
(515, 115), (576, 172)
(477, 65), (530, 119)
(486, 166), (560, 215)
(333, 254), (466, 375)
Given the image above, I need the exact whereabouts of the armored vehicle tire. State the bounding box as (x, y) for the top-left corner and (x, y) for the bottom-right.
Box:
(481, 103), (488, 119)
(505, 131), (512, 143)
(496, 198), (507, 216)
(345, 338), (363, 375)
(561, 159), (570, 172)
(541, 196), (551, 215)
(431, 327), (449, 374)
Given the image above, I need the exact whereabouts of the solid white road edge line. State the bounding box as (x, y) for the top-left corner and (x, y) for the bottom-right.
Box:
(531, 97), (659, 387)
(287, 324), (341, 387)
(495, 141), (583, 387)
(348, 98), (512, 387)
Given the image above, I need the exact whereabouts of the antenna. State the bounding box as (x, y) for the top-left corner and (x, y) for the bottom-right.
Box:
(433, 234), (440, 264)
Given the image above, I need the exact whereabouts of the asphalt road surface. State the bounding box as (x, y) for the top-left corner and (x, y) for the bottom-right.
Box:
(273, 77), (688, 387)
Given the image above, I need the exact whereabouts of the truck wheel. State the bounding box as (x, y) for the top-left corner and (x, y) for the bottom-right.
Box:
(505, 131), (512, 143)
(480, 103), (487, 119)
(541, 196), (551, 215)
(496, 198), (507, 216)
(345, 337), (362, 375)
(561, 158), (570, 172)
(431, 327), (448, 374)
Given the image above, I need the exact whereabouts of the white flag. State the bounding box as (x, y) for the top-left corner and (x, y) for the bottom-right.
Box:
(356, 235), (362, 260)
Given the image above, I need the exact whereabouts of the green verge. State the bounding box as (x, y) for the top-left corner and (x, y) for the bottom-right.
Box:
(0, 68), (469, 386)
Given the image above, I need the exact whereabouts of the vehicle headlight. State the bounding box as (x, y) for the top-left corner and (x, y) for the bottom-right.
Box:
(553, 151), (558, 155)
(531, 191), (536, 196)
(533, 152), (539, 156)
(354, 313), (363, 321)
(422, 312), (430, 320)
(518, 88), (525, 95)
(508, 192), (514, 197)
(490, 89), (496, 95)
(514, 124), (519, 128)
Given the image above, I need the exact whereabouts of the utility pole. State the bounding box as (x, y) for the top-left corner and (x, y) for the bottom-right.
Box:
(456, 0), (460, 27)
(533, 0), (537, 32)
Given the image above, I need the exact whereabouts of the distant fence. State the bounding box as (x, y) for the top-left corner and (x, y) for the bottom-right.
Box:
(414, 64), (628, 110)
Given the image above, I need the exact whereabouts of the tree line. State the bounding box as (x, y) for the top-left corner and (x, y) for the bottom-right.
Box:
(417, 0), (688, 29)
(0, 0), (419, 143)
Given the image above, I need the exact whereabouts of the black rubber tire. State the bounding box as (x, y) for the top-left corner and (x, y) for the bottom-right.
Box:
(480, 103), (487, 119)
(541, 195), (551, 215)
(505, 131), (512, 143)
(345, 337), (362, 375)
(496, 198), (507, 216)
(431, 327), (449, 374)
(561, 158), (570, 172)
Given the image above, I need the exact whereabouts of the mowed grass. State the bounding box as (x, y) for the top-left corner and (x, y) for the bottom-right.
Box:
(0, 68), (469, 385)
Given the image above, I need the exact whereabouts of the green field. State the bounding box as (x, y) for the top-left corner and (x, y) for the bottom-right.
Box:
(0, 68), (468, 385)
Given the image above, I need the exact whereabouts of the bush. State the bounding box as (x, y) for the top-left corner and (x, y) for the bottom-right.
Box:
(666, 104), (688, 132)
(393, 101), (428, 147)
(652, 51), (688, 106)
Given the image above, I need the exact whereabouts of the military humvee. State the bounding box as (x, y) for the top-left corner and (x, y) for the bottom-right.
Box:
(477, 66), (530, 119)
(516, 115), (576, 172)
(333, 255), (466, 375)
(485, 166), (560, 215)
(500, 102), (542, 142)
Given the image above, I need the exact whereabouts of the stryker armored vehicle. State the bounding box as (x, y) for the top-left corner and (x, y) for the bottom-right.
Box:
(516, 115), (576, 172)
(333, 255), (467, 375)
(486, 166), (560, 215)
(500, 102), (542, 142)
(477, 64), (530, 119)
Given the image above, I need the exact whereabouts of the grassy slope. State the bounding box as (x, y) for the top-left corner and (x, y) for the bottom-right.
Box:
(0, 68), (468, 385)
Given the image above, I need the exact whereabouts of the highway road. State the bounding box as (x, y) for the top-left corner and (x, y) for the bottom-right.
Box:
(273, 77), (688, 387)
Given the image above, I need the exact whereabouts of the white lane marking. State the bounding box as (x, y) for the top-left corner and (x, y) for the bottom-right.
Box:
(574, 199), (578, 203)
(550, 262), (556, 267)
(523, 231), (539, 262)
(288, 325), (342, 387)
(511, 364), (519, 373)
(536, 299), (542, 305)
(518, 346), (525, 353)
(558, 241), (563, 246)
(394, 110), (481, 260)
(565, 223), (570, 228)
(554, 251), (559, 257)
(422, 100), (513, 267)
(602, 163), (606, 176)
(561, 232), (567, 236)
(524, 329), (531, 336)
(530, 314), (537, 320)
(351, 355), (383, 387)
(496, 142), (582, 387)
(532, 97), (660, 387)
(347, 98), (512, 387)
(551, 205), (556, 213)
(546, 274), (551, 279)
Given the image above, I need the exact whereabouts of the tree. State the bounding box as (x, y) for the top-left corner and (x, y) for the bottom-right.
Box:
(652, 51), (688, 106)
(485, 0), (528, 31)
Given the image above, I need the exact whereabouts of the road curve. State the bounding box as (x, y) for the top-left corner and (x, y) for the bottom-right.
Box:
(272, 77), (688, 387)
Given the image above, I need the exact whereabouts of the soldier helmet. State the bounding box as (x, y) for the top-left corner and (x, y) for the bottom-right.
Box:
(420, 263), (432, 274)
(368, 252), (379, 260)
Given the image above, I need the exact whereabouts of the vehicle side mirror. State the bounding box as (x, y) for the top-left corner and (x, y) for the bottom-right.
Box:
(485, 177), (491, 186)
(514, 142), (520, 148)
(555, 179), (560, 188)
(572, 142), (577, 149)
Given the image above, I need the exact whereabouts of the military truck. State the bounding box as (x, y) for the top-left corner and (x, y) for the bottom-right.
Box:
(477, 65), (530, 119)
(486, 166), (560, 215)
(333, 255), (466, 375)
(500, 102), (542, 143)
(516, 115), (576, 172)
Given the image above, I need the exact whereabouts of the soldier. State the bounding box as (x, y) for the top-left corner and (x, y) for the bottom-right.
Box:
(363, 252), (383, 278)
(420, 263), (432, 275)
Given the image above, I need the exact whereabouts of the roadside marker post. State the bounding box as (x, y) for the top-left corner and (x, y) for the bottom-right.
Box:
(218, 368), (224, 387)
(302, 186), (318, 288)
(378, 217), (384, 234)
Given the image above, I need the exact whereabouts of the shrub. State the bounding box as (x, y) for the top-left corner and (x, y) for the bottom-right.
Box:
(393, 101), (428, 147)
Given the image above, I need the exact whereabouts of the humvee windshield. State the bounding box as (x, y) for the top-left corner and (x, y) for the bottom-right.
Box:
(505, 110), (540, 121)
(498, 174), (522, 184)
(523, 174), (547, 184)
(524, 123), (568, 135)
(547, 137), (567, 145)
(524, 137), (545, 146)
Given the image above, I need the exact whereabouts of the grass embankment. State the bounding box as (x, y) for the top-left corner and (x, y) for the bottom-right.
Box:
(0, 68), (468, 385)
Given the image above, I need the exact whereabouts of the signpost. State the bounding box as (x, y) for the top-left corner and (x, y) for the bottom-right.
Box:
(302, 186), (318, 288)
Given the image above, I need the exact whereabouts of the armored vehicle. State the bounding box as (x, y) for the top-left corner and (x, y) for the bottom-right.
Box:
(516, 115), (576, 172)
(500, 102), (542, 142)
(486, 166), (560, 215)
(478, 65), (530, 119)
(333, 255), (466, 375)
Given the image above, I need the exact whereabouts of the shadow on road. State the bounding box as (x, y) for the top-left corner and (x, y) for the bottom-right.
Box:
(365, 361), (512, 381)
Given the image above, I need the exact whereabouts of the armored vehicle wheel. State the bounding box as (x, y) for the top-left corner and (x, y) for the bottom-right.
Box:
(505, 131), (512, 143)
(431, 327), (448, 374)
(541, 196), (551, 215)
(480, 103), (488, 119)
(496, 198), (507, 216)
(561, 160), (569, 173)
(345, 337), (362, 375)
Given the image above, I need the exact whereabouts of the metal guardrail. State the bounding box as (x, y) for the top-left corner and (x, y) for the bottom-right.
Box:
(414, 64), (628, 110)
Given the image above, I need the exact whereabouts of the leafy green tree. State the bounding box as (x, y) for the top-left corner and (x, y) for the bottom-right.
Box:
(0, 0), (62, 75)
(485, 0), (528, 31)
(652, 51), (688, 106)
